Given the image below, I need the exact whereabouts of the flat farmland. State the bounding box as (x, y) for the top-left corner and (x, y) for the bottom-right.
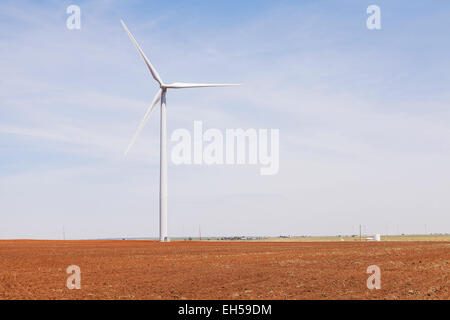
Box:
(0, 240), (448, 300)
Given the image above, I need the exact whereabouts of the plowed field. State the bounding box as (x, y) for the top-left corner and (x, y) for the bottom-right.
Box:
(0, 240), (448, 299)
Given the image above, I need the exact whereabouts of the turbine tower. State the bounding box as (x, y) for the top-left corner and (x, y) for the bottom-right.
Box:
(121, 20), (240, 242)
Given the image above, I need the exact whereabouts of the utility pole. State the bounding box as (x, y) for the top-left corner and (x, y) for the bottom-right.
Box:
(199, 226), (202, 241)
(359, 224), (362, 242)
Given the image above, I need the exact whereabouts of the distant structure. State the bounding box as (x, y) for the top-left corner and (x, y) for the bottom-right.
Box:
(365, 234), (381, 242)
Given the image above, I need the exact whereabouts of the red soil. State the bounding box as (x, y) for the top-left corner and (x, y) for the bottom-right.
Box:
(0, 240), (448, 299)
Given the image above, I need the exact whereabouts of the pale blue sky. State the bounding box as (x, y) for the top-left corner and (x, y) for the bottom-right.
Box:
(1, 0), (450, 239)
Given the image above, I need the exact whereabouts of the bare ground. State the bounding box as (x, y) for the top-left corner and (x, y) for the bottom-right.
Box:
(0, 240), (448, 300)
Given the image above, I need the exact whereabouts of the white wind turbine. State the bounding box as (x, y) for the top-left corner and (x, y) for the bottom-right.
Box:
(121, 20), (240, 242)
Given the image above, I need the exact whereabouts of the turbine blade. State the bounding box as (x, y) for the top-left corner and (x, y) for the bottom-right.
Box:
(165, 82), (241, 89)
(124, 89), (162, 155)
(120, 20), (163, 86)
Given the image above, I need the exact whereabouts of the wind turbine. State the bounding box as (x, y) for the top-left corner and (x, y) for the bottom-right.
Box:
(121, 20), (240, 242)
